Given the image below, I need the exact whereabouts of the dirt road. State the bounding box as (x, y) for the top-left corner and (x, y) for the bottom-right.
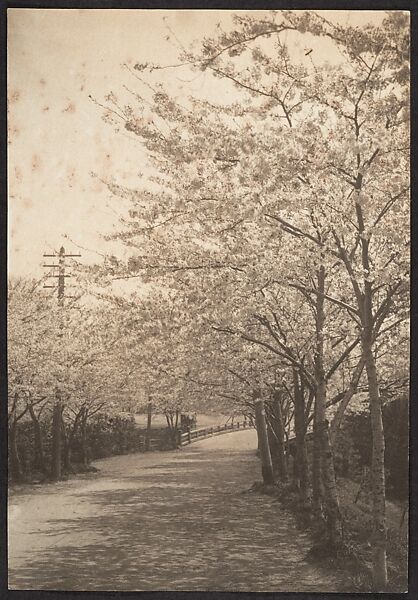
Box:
(8, 429), (343, 591)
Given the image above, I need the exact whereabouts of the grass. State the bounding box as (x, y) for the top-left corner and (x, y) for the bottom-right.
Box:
(259, 475), (408, 593)
(337, 477), (408, 592)
(133, 412), (233, 429)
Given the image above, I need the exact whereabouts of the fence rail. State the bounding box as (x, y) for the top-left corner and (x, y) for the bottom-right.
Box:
(178, 421), (252, 446)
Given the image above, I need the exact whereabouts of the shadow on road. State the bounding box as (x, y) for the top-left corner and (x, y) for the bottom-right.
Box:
(9, 435), (342, 591)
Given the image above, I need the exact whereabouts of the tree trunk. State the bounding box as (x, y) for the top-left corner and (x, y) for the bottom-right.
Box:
(165, 412), (177, 449)
(27, 404), (47, 474)
(291, 443), (298, 483)
(145, 401), (152, 451)
(313, 267), (327, 496)
(321, 420), (342, 544)
(9, 418), (23, 481)
(292, 370), (309, 506)
(272, 391), (287, 482)
(330, 357), (365, 445)
(364, 339), (387, 590)
(354, 196), (387, 589)
(266, 409), (278, 467)
(62, 429), (72, 472)
(312, 405), (324, 516)
(253, 391), (274, 485)
(61, 414), (75, 473)
(314, 266), (341, 542)
(51, 401), (63, 481)
(80, 412), (89, 467)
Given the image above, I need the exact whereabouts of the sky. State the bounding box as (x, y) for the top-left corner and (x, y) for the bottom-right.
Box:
(8, 9), (387, 279)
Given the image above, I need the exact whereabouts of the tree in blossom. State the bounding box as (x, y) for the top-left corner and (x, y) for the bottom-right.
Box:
(88, 10), (408, 590)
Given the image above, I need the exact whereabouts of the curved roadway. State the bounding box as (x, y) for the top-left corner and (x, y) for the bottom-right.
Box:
(8, 429), (342, 591)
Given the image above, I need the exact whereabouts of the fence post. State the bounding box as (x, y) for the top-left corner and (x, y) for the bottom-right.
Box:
(176, 429), (182, 448)
(254, 392), (274, 485)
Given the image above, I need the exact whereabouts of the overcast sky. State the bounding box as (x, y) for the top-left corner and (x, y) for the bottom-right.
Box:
(8, 9), (386, 279)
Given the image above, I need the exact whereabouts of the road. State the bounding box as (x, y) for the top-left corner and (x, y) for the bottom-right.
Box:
(8, 429), (343, 591)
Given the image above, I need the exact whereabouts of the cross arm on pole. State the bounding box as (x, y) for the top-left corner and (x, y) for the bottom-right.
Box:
(43, 253), (81, 258)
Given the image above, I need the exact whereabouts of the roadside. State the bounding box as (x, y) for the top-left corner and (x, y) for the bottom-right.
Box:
(268, 475), (408, 593)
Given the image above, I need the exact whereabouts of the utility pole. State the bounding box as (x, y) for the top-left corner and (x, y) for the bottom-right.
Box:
(43, 246), (81, 305)
(51, 388), (63, 480)
(43, 246), (81, 480)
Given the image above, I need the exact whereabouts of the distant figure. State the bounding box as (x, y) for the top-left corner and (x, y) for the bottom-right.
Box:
(180, 413), (196, 432)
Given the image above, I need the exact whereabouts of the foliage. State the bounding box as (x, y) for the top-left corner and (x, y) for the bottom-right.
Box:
(9, 412), (143, 479)
(8, 10), (409, 592)
(341, 396), (408, 500)
(84, 10), (409, 590)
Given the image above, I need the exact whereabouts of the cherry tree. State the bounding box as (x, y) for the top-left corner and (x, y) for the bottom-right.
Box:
(90, 10), (408, 590)
(8, 278), (63, 477)
(8, 275), (143, 476)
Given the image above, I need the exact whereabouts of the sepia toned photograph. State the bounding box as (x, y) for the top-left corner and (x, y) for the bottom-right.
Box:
(7, 8), (409, 593)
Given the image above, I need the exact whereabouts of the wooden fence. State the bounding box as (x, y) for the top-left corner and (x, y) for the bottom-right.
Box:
(178, 421), (252, 447)
(138, 423), (311, 452)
